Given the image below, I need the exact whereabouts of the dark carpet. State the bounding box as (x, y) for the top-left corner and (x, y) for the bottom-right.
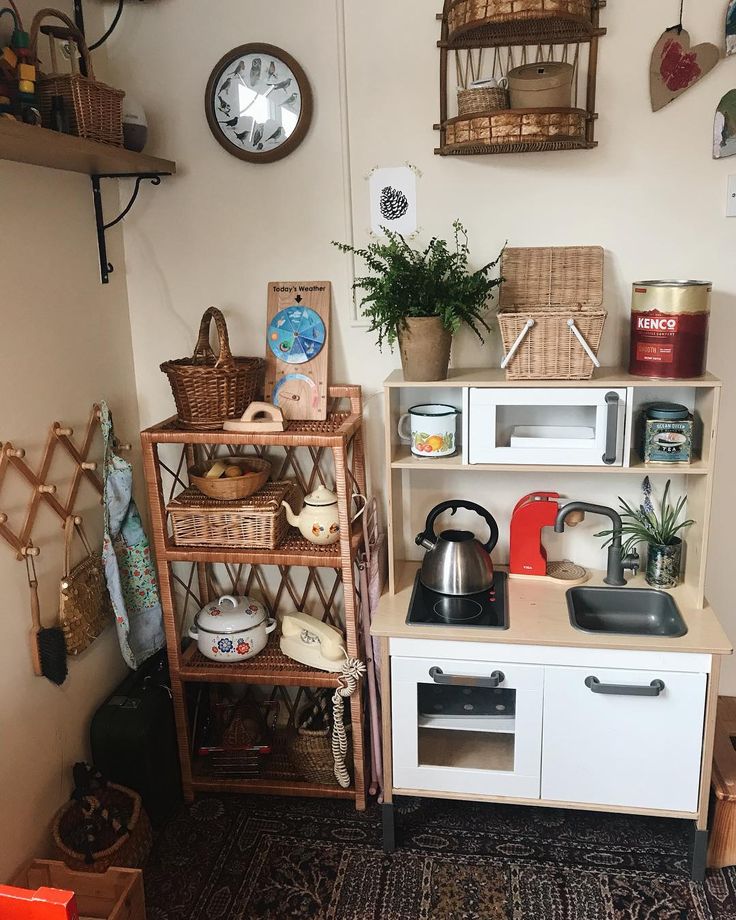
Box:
(144, 795), (736, 919)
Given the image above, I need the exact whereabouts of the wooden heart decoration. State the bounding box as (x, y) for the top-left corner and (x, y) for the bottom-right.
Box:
(650, 28), (720, 112)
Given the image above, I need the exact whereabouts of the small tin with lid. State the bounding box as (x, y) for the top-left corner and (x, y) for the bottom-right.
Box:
(641, 403), (694, 464)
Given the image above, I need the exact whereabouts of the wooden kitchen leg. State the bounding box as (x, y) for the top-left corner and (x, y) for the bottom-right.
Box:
(380, 638), (396, 852)
(691, 824), (708, 882)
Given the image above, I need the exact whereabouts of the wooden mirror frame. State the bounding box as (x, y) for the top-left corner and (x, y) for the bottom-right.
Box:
(204, 43), (313, 164)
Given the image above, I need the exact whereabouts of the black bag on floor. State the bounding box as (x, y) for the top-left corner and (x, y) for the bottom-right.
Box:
(90, 649), (182, 827)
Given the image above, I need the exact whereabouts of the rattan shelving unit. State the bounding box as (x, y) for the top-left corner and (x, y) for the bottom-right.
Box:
(436, 0), (607, 156)
(141, 386), (368, 809)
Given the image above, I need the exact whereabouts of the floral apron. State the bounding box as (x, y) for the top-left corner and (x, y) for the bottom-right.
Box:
(100, 402), (165, 669)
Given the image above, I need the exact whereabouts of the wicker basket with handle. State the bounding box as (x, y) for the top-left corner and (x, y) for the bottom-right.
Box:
(167, 481), (297, 549)
(161, 307), (265, 431)
(497, 246), (606, 380)
(59, 514), (113, 656)
(30, 8), (124, 146)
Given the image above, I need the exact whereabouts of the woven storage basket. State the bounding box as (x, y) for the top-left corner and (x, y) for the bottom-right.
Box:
(458, 85), (508, 115)
(167, 481), (296, 549)
(445, 109), (586, 149)
(497, 246), (606, 380)
(161, 307), (265, 431)
(52, 783), (152, 873)
(59, 516), (113, 656)
(448, 0), (592, 41)
(31, 8), (124, 146)
(189, 457), (272, 501)
(287, 698), (352, 786)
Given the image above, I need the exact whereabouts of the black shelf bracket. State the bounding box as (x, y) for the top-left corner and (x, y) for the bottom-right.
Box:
(91, 173), (168, 284)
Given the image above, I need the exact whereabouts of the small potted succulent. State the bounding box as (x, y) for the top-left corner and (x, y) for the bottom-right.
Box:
(333, 221), (502, 381)
(597, 477), (694, 589)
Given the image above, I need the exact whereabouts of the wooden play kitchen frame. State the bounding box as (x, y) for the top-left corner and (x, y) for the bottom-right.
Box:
(436, 0), (607, 155)
(375, 367), (729, 881)
(141, 386), (369, 808)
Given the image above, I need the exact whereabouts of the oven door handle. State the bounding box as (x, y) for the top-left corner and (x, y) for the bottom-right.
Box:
(585, 675), (665, 697)
(429, 666), (505, 688)
(601, 391), (620, 465)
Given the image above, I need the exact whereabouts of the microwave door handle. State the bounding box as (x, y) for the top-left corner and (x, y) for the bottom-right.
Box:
(601, 392), (620, 465)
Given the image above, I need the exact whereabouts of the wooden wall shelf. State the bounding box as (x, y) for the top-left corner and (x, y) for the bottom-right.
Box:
(0, 119), (176, 177)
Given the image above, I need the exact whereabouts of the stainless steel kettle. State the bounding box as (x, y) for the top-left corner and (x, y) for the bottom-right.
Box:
(415, 500), (499, 596)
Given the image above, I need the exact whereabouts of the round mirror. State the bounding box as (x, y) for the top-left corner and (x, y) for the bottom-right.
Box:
(205, 44), (313, 163)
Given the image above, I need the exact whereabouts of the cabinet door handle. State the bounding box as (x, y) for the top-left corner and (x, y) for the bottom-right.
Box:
(601, 391), (620, 465)
(585, 675), (665, 696)
(429, 666), (505, 688)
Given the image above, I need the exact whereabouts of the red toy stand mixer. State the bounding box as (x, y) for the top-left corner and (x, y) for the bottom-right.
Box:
(509, 491), (587, 583)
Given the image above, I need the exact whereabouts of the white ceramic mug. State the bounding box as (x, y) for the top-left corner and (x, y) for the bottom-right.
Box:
(397, 404), (459, 458)
(470, 77), (508, 89)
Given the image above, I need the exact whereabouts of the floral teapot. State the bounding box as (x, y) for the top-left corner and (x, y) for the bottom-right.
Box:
(282, 485), (364, 546)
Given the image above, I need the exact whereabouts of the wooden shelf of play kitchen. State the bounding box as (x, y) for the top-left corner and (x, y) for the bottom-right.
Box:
(140, 386), (368, 809)
(0, 118), (176, 176)
(436, 0), (607, 155)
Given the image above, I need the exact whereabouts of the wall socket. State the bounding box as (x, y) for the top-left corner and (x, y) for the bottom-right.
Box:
(728, 176), (736, 217)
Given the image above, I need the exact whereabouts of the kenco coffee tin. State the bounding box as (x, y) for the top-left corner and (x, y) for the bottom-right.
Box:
(629, 280), (711, 379)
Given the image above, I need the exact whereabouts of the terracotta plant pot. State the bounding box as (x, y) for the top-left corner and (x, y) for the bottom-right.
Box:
(398, 317), (452, 382)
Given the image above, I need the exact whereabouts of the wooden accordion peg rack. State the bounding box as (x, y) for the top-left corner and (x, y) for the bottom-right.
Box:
(0, 404), (130, 560)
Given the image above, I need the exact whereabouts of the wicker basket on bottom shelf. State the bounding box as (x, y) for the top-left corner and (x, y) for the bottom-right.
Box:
(287, 694), (352, 786)
(444, 110), (587, 149)
(51, 783), (152, 873)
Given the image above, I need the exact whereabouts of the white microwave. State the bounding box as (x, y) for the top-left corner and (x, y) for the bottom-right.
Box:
(463, 387), (628, 466)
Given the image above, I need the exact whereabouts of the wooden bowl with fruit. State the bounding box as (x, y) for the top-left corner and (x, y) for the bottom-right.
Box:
(189, 457), (271, 501)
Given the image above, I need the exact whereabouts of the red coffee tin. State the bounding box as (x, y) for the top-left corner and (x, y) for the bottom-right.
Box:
(629, 280), (711, 379)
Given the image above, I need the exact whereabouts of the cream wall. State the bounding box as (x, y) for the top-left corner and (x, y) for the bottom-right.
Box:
(0, 2), (140, 878)
(110, 3), (735, 680)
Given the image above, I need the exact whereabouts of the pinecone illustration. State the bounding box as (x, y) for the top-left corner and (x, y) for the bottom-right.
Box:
(379, 186), (409, 221)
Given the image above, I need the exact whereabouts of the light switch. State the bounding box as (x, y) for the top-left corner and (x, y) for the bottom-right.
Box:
(727, 176), (736, 217)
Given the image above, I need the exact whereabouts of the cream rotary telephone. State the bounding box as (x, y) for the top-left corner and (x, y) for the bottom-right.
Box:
(279, 612), (346, 671)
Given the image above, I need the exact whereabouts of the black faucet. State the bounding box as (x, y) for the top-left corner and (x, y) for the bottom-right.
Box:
(554, 501), (639, 587)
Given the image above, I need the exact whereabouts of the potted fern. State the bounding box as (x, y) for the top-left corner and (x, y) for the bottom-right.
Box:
(597, 477), (694, 589)
(333, 221), (502, 381)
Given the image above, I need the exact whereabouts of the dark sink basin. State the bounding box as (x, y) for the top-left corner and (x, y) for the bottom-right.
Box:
(567, 586), (687, 637)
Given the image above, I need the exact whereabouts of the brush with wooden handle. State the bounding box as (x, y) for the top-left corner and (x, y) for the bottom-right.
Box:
(26, 553), (67, 686)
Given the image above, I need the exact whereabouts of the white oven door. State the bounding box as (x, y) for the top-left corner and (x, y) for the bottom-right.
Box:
(467, 387), (627, 466)
(391, 656), (543, 798)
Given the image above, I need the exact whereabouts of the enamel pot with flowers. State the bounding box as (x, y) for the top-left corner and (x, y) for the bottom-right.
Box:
(189, 595), (276, 662)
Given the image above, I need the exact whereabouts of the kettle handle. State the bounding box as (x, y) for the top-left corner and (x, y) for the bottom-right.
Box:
(415, 500), (499, 553)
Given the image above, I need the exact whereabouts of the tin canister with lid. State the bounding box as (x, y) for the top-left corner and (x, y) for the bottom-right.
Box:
(641, 403), (694, 464)
(629, 280), (711, 379)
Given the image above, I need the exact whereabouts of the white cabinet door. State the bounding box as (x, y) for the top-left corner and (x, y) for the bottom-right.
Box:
(392, 656), (543, 798)
(542, 665), (706, 812)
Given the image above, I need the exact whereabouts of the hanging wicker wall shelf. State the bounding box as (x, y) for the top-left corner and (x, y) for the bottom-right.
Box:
(443, 0), (606, 48)
(436, 0), (606, 155)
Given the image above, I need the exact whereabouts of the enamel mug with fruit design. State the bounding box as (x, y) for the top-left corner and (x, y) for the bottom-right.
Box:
(398, 404), (458, 458)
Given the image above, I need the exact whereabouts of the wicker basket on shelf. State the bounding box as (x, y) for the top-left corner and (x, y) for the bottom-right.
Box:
(31, 8), (124, 146)
(457, 85), (508, 115)
(167, 481), (296, 549)
(52, 781), (152, 873)
(497, 246), (606, 380)
(161, 307), (265, 431)
(287, 694), (352, 786)
(448, 0), (592, 39)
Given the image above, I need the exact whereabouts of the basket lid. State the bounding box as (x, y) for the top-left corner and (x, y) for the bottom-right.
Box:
(499, 246), (604, 310)
(167, 481), (295, 512)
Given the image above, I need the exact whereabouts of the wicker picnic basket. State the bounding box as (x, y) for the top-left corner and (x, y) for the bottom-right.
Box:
(497, 246), (606, 380)
(167, 481), (297, 549)
(447, 0), (593, 43)
(161, 307), (265, 431)
(31, 8), (124, 146)
(52, 779), (152, 873)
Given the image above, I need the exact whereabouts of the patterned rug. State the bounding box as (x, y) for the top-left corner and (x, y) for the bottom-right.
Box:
(144, 794), (736, 919)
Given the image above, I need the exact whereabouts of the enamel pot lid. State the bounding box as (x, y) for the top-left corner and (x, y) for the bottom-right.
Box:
(303, 485), (337, 507)
(195, 595), (268, 634)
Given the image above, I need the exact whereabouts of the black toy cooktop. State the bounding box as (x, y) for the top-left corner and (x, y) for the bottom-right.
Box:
(405, 571), (508, 629)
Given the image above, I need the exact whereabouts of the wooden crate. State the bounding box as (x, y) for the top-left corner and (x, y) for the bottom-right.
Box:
(9, 860), (145, 920)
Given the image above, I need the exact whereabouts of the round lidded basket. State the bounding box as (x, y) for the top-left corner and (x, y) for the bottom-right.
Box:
(161, 307), (264, 430)
(458, 85), (508, 115)
(189, 457), (271, 500)
(52, 782), (152, 873)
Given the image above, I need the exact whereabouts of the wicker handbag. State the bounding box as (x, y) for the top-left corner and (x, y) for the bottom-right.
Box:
(60, 515), (112, 656)
(52, 766), (152, 873)
(30, 8), (124, 146)
(161, 307), (265, 430)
